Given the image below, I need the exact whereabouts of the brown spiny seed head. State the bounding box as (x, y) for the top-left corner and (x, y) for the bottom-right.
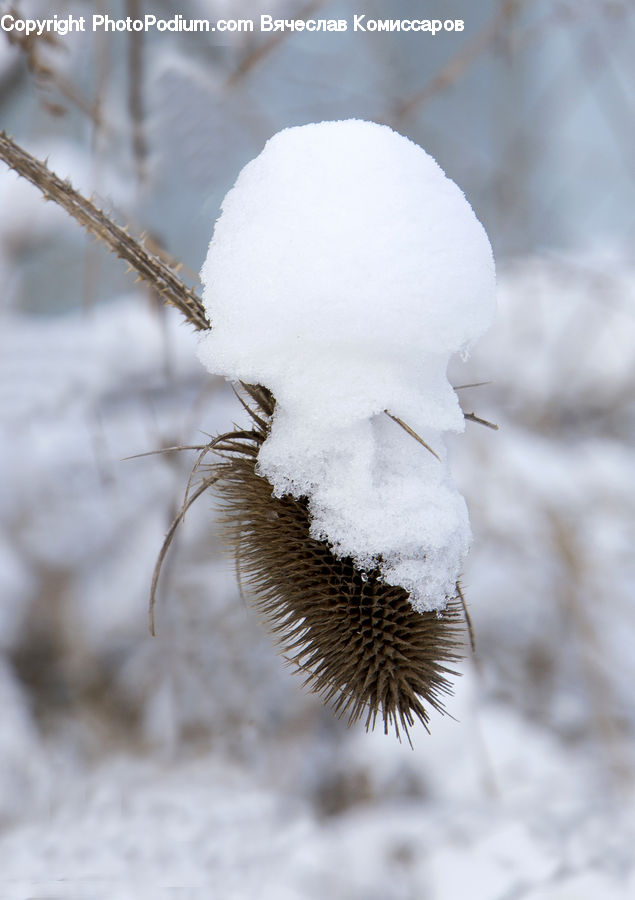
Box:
(210, 386), (464, 742)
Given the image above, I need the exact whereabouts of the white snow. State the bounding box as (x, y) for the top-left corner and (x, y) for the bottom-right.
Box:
(197, 120), (496, 610)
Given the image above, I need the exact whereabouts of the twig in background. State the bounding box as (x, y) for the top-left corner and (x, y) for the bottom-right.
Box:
(392, 0), (520, 122)
(126, 0), (148, 185)
(0, 132), (210, 331)
(226, 0), (325, 87)
(80, 0), (112, 316)
(548, 507), (632, 785)
(6, 5), (103, 127)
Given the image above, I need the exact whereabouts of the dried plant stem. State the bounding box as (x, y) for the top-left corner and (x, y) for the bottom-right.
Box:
(0, 131), (210, 331)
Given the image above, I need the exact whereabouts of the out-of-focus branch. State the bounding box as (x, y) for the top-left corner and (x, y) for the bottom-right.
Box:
(226, 0), (325, 87)
(548, 508), (632, 784)
(6, 7), (103, 127)
(127, 0), (148, 184)
(393, 0), (520, 120)
(0, 132), (210, 331)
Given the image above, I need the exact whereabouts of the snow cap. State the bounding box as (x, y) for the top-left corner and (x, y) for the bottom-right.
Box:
(198, 120), (495, 610)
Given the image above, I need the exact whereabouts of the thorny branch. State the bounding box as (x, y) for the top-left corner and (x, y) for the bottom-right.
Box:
(0, 131), (210, 331)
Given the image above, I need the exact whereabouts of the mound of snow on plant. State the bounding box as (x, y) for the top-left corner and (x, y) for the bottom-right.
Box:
(197, 120), (495, 610)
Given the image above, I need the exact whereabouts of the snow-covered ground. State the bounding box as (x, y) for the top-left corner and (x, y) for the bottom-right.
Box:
(0, 250), (634, 897)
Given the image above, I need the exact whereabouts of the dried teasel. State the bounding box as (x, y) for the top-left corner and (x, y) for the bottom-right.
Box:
(150, 382), (467, 742)
(215, 385), (466, 740)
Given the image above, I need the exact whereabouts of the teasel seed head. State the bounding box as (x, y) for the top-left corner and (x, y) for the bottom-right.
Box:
(211, 384), (465, 743)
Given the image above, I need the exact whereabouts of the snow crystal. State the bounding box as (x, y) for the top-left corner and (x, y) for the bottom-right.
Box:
(197, 120), (495, 610)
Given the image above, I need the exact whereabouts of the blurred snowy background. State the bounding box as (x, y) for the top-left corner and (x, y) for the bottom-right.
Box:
(1, 0), (634, 897)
